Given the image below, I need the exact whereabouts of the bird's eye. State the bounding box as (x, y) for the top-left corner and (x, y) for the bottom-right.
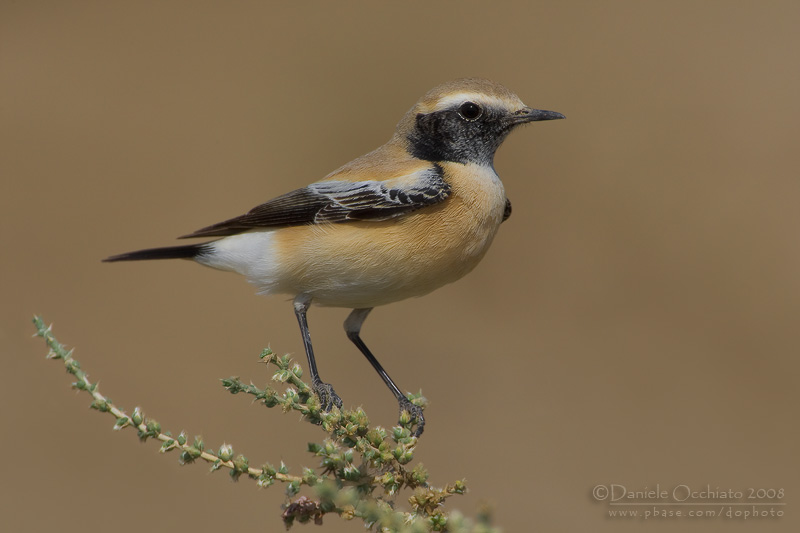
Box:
(458, 101), (482, 121)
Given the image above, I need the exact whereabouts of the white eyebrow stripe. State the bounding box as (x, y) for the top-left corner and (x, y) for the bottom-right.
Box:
(431, 92), (510, 112)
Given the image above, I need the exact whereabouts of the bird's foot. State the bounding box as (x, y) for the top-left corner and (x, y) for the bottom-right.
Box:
(312, 379), (343, 411)
(398, 396), (425, 437)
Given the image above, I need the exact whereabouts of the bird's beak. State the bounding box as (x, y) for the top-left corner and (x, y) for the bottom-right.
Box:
(509, 107), (566, 125)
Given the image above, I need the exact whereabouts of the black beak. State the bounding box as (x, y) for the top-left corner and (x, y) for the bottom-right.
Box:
(510, 107), (566, 125)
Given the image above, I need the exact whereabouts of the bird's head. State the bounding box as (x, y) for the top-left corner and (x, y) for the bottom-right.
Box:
(397, 78), (564, 165)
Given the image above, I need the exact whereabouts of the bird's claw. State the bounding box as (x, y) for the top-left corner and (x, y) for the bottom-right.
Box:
(398, 396), (425, 437)
(312, 379), (343, 411)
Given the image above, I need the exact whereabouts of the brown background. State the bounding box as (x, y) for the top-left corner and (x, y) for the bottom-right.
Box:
(2, 2), (798, 532)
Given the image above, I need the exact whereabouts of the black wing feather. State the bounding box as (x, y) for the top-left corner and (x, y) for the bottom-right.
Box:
(181, 166), (449, 239)
(502, 198), (512, 222)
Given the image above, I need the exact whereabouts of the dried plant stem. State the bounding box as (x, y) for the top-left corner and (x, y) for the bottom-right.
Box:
(32, 316), (496, 533)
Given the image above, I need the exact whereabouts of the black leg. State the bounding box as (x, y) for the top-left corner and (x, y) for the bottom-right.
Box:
(344, 308), (425, 436)
(293, 294), (342, 411)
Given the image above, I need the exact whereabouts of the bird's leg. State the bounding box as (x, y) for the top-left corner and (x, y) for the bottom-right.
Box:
(293, 294), (342, 411)
(344, 308), (425, 437)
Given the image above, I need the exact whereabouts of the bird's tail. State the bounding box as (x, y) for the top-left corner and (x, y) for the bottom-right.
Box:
(103, 243), (210, 262)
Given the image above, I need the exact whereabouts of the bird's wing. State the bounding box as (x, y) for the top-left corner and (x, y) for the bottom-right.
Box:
(180, 166), (449, 238)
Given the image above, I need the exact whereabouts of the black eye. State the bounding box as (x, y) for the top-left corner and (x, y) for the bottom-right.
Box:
(458, 101), (482, 121)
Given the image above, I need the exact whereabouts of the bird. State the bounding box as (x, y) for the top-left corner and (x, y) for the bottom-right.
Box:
(104, 78), (564, 436)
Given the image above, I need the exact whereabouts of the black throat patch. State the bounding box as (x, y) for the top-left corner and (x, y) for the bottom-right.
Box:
(407, 109), (511, 165)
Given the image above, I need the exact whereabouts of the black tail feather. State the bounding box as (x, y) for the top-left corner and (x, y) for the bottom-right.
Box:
(103, 243), (208, 262)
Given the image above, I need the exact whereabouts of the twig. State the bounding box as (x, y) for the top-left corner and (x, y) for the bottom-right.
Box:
(31, 316), (496, 532)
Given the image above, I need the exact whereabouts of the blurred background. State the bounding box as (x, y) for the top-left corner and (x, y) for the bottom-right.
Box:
(2, 2), (798, 532)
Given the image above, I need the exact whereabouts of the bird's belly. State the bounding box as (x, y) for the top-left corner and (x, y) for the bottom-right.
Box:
(275, 223), (497, 307)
